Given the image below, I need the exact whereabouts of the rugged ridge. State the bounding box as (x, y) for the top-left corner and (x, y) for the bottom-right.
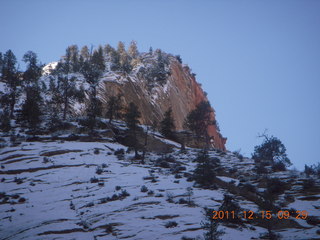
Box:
(98, 57), (227, 151)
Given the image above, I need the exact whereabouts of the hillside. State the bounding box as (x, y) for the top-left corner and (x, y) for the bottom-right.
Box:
(0, 120), (320, 240)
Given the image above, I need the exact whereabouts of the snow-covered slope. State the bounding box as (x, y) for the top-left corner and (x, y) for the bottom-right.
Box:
(1, 131), (319, 240)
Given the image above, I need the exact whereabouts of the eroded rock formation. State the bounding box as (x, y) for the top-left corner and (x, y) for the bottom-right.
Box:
(98, 57), (227, 151)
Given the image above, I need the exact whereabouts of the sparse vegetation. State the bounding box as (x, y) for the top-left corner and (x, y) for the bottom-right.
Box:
(303, 178), (316, 190)
(193, 150), (220, 188)
(233, 150), (244, 161)
(252, 133), (291, 172)
(14, 177), (23, 185)
(165, 221), (178, 228)
(96, 166), (103, 175)
(90, 176), (99, 183)
(166, 192), (174, 203)
(218, 194), (242, 223)
(140, 185), (148, 193)
(201, 207), (224, 240)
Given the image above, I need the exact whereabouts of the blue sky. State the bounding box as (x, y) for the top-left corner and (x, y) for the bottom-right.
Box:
(1, 0), (319, 169)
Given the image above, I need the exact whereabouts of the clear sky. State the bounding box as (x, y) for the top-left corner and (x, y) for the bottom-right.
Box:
(1, 0), (319, 170)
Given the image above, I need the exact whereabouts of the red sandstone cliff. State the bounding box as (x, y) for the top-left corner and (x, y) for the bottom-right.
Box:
(98, 56), (227, 151)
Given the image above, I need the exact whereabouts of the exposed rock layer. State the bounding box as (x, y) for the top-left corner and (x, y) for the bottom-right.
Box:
(99, 58), (227, 151)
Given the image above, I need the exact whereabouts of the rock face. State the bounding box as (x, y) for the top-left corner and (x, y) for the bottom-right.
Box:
(98, 57), (227, 151)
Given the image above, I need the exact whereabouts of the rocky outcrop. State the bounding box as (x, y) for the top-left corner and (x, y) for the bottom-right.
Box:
(98, 57), (227, 151)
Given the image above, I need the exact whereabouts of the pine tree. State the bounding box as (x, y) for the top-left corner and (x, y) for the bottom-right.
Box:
(21, 51), (43, 129)
(80, 45), (90, 62)
(1, 50), (19, 119)
(47, 76), (63, 130)
(117, 41), (132, 73)
(106, 94), (122, 124)
(91, 46), (105, 72)
(160, 107), (175, 140)
(185, 101), (213, 146)
(51, 46), (85, 121)
(117, 41), (126, 56)
(110, 47), (120, 71)
(201, 207), (224, 240)
(145, 49), (169, 85)
(103, 44), (114, 57)
(219, 194), (242, 223)
(67, 45), (79, 72)
(0, 52), (3, 75)
(80, 47), (105, 129)
(193, 150), (219, 188)
(0, 109), (11, 132)
(128, 40), (138, 59)
(252, 133), (291, 171)
(125, 102), (141, 158)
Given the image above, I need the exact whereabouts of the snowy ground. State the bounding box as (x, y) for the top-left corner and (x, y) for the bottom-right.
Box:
(0, 139), (319, 240)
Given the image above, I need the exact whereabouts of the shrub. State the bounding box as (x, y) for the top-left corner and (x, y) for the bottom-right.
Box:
(219, 194), (242, 223)
(175, 55), (182, 63)
(104, 224), (114, 234)
(14, 177), (23, 185)
(43, 157), (50, 163)
(306, 216), (320, 225)
(85, 202), (94, 208)
(255, 163), (268, 174)
(90, 176), (99, 183)
(201, 207), (224, 240)
(233, 150), (244, 161)
(303, 178), (316, 190)
(193, 150), (219, 188)
(174, 174), (182, 179)
(98, 182), (104, 187)
(94, 148), (100, 154)
(166, 192), (174, 203)
(252, 134), (291, 168)
(181, 237), (194, 240)
(165, 221), (178, 228)
(242, 183), (256, 193)
(115, 186), (121, 191)
(96, 166), (103, 175)
(115, 148), (125, 155)
(178, 198), (188, 204)
(284, 194), (295, 203)
(266, 178), (287, 196)
(120, 189), (130, 197)
(304, 164), (314, 176)
(272, 161), (286, 172)
(147, 190), (154, 196)
(70, 201), (75, 210)
(18, 197), (26, 203)
(155, 158), (170, 168)
(141, 185), (148, 192)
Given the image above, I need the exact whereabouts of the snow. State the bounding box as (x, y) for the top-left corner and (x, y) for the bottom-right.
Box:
(216, 176), (240, 185)
(1, 138), (319, 240)
(0, 82), (6, 93)
(42, 62), (58, 75)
